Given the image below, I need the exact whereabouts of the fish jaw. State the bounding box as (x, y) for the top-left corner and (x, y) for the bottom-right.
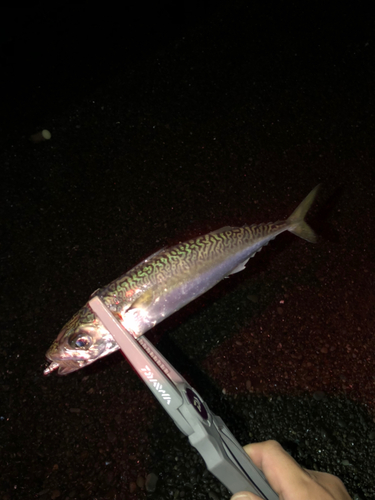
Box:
(44, 340), (96, 375)
(43, 359), (86, 375)
(43, 361), (60, 375)
(44, 340), (121, 375)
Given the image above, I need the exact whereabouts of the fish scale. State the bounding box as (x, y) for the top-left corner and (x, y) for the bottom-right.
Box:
(44, 185), (319, 375)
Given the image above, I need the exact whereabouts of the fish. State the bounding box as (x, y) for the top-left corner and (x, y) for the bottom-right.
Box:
(44, 185), (319, 375)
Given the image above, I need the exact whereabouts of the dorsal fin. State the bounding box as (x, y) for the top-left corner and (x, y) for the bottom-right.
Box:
(143, 247), (167, 262)
(208, 226), (235, 235)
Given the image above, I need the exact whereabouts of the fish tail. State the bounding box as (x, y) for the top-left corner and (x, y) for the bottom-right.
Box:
(286, 185), (320, 243)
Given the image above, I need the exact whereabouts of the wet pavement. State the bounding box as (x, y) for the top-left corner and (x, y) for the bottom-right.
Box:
(1, 3), (374, 499)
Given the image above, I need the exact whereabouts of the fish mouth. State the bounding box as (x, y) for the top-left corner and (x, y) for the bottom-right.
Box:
(44, 342), (100, 375)
(44, 359), (87, 375)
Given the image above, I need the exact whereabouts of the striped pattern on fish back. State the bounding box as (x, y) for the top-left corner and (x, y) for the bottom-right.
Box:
(101, 220), (287, 303)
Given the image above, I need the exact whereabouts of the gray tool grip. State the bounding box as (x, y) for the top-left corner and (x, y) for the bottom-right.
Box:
(89, 296), (278, 499)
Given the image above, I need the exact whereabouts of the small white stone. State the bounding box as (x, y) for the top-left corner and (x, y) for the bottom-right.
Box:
(30, 129), (51, 143)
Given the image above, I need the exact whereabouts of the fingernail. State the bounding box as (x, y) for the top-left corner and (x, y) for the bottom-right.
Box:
(231, 493), (253, 500)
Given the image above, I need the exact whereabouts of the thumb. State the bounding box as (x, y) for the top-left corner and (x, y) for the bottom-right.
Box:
(231, 492), (262, 500)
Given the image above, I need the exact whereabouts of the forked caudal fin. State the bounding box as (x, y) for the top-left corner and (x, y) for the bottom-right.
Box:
(287, 184), (320, 243)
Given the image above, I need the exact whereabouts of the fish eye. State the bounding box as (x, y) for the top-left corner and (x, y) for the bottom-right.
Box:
(69, 333), (92, 350)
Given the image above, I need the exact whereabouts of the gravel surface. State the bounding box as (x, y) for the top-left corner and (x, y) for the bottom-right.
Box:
(1, 3), (374, 499)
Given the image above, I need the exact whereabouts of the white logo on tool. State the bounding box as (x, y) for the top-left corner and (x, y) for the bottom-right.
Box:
(141, 365), (171, 405)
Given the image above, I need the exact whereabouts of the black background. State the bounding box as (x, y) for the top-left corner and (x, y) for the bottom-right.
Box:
(1, 2), (374, 499)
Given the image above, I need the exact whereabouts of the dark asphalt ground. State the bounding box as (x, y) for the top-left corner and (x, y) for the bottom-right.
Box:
(1, 3), (374, 499)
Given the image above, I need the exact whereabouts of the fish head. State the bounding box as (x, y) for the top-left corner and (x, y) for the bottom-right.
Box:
(44, 304), (119, 375)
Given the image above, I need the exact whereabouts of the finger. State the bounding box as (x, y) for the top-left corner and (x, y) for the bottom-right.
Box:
(243, 440), (313, 496)
(305, 469), (352, 500)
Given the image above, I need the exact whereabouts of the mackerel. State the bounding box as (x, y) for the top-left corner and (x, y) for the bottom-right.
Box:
(44, 185), (319, 375)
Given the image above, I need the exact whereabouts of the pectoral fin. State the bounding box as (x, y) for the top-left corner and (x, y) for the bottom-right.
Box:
(127, 288), (155, 311)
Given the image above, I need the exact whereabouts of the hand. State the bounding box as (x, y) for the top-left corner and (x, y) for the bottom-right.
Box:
(231, 440), (352, 500)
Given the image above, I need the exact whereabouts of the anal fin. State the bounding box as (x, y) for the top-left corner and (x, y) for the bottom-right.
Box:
(229, 255), (254, 275)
